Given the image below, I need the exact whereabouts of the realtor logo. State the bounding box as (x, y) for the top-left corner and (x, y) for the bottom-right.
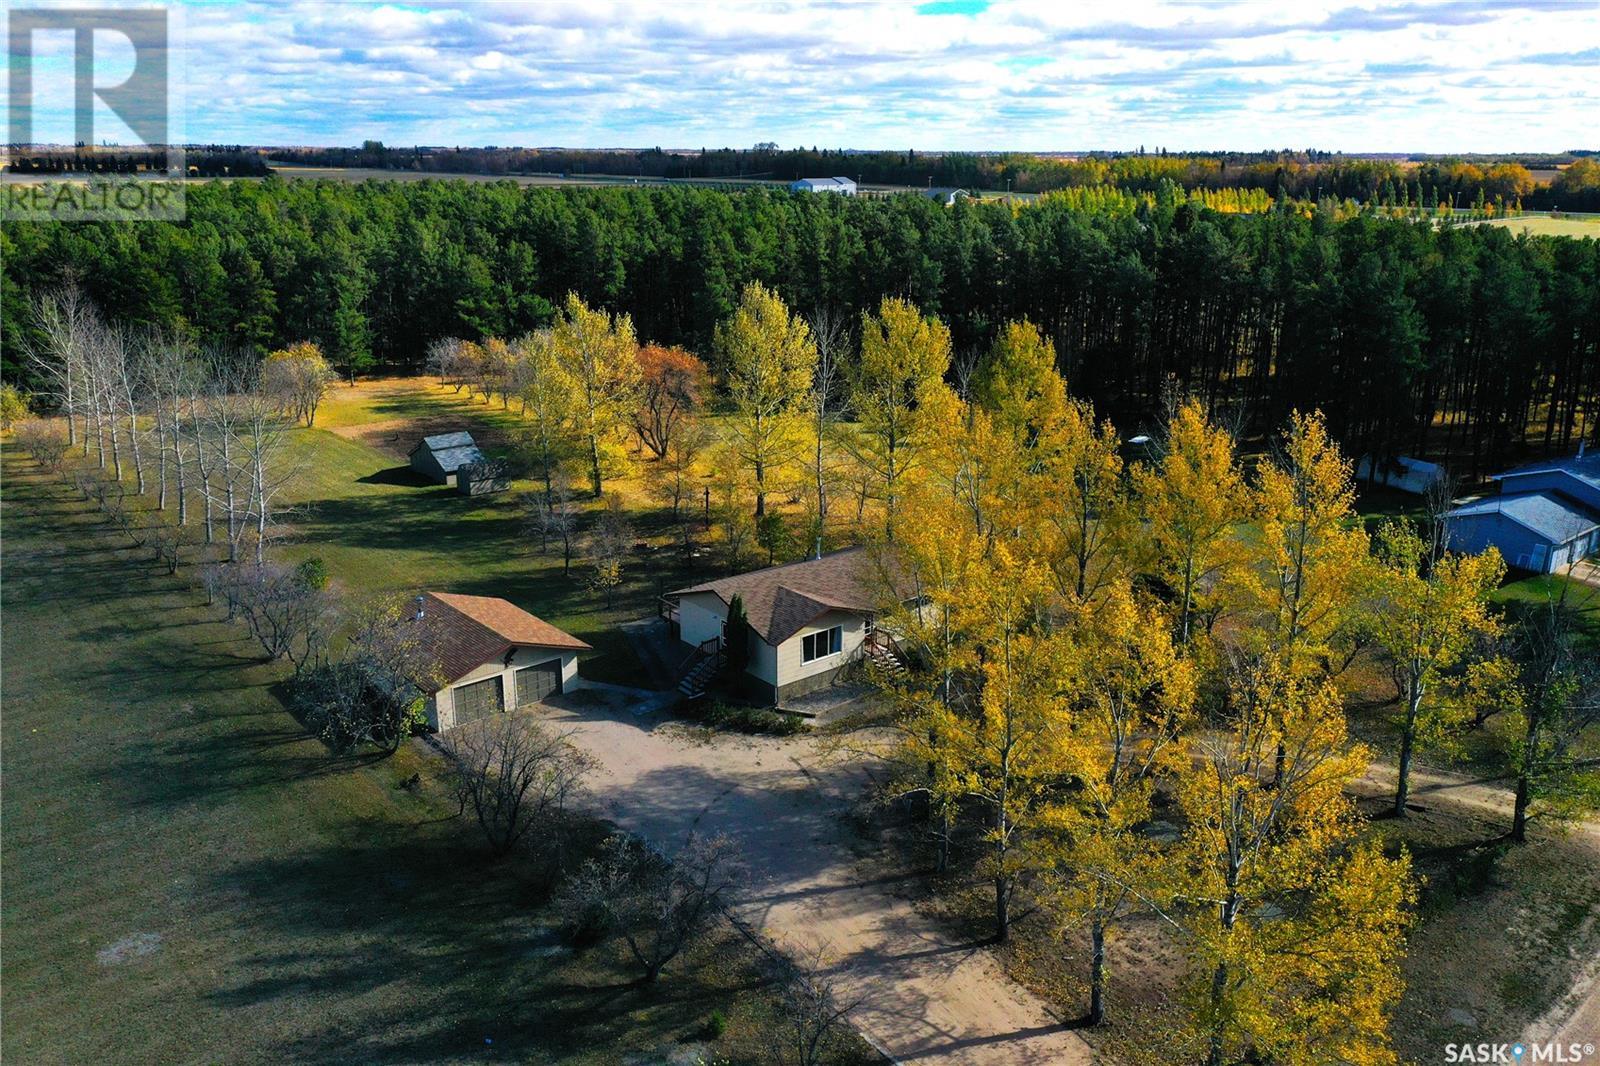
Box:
(4, 6), (184, 219)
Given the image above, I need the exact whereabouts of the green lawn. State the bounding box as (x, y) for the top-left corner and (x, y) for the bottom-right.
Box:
(271, 378), (731, 683)
(0, 441), (870, 1064)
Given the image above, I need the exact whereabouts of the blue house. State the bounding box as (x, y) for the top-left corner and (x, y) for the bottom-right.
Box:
(1446, 450), (1600, 573)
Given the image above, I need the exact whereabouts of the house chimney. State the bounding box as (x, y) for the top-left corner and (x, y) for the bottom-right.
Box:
(814, 536), (824, 561)
(414, 594), (425, 620)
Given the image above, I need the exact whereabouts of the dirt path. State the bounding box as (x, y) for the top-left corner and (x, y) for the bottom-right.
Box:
(544, 695), (1094, 1065)
(1356, 760), (1600, 1049)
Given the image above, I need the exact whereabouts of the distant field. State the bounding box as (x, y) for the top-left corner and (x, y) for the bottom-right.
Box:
(1476, 215), (1600, 238)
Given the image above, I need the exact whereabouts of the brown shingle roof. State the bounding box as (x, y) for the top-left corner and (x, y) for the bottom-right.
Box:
(669, 548), (895, 645)
(420, 592), (590, 688)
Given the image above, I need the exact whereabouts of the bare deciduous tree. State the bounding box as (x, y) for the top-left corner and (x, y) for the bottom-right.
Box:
(445, 716), (594, 858)
(521, 473), (579, 575)
(774, 941), (858, 1066)
(559, 832), (742, 984)
(216, 562), (332, 671)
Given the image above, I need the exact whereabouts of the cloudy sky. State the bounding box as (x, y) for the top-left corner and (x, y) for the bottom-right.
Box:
(18, 0), (1600, 152)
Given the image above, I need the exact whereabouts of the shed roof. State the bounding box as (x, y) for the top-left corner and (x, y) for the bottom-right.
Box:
(411, 430), (477, 454)
(419, 591), (590, 688)
(427, 444), (487, 472)
(1448, 491), (1600, 544)
(669, 548), (898, 646)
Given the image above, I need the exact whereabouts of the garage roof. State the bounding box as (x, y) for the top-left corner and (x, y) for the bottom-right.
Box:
(419, 591), (590, 688)
(1448, 491), (1600, 544)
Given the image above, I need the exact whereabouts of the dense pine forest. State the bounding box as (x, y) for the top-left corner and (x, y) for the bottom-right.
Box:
(3, 178), (1597, 476)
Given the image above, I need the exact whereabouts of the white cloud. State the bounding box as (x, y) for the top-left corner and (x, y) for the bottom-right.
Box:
(160, 0), (1599, 151)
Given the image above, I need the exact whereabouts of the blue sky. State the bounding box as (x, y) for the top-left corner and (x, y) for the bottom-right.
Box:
(14, 0), (1600, 152)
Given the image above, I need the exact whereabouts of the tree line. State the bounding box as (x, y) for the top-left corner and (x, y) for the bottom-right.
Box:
(266, 143), (1600, 209)
(3, 179), (1597, 479)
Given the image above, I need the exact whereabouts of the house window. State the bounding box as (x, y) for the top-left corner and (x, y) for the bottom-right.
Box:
(802, 625), (843, 664)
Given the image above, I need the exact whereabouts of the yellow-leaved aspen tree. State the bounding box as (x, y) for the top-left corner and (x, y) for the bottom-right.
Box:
(918, 543), (1068, 943)
(510, 330), (580, 497)
(1370, 519), (1505, 817)
(1248, 409), (1373, 678)
(715, 282), (816, 519)
(551, 294), (643, 497)
(1050, 582), (1195, 1026)
(1180, 658), (1414, 1066)
(849, 297), (951, 540)
(1131, 400), (1250, 648)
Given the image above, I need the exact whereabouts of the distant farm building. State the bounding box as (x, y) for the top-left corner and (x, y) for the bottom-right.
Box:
(922, 187), (969, 206)
(414, 592), (590, 731)
(1355, 455), (1446, 495)
(409, 431), (486, 485)
(789, 176), (857, 195)
(1446, 450), (1600, 573)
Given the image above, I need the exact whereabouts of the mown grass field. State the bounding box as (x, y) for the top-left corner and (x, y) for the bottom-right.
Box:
(270, 377), (738, 682)
(1478, 214), (1600, 239)
(0, 398), (873, 1063)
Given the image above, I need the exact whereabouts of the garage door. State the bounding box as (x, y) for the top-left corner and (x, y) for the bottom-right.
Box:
(515, 660), (562, 706)
(453, 676), (504, 726)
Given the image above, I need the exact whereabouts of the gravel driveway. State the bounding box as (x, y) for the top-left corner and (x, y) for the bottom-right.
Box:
(540, 691), (1095, 1066)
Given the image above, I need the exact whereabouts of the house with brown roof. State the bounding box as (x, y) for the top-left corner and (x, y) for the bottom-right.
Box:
(665, 548), (899, 705)
(415, 592), (591, 731)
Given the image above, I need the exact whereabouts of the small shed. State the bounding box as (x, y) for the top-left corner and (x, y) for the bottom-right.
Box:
(923, 187), (969, 206)
(1356, 455), (1446, 495)
(457, 459), (510, 497)
(409, 431), (486, 485)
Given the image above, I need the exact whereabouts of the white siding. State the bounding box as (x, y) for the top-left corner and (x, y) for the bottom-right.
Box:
(748, 634), (779, 686)
(678, 592), (726, 648)
(775, 610), (866, 688)
(428, 646), (580, 731)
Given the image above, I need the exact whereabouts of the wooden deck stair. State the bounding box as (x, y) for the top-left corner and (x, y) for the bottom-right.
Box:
(863, 633), (909, 679)
(676, 637), (724, 700)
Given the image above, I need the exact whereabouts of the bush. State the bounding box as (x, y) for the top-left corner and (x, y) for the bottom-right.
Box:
(294, 557), (329, 590)
(556, 832), (742, 983)
(679, 701), (809, 736)
(14, 419), (68, 471)
(0, 384), (31, 430)
(702, 1010), (728, 1040)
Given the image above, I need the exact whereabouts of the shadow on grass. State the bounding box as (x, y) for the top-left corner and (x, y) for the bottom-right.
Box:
(356, 465), (441, 489)
(206, 826), (771, 1064)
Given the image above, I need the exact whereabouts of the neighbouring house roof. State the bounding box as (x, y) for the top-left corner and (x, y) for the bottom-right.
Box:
(1447, 491), (1600, 544)
(669, 548), (898, 646)
(418, 591), (590, 688)
(1494, 452), (1600, 494)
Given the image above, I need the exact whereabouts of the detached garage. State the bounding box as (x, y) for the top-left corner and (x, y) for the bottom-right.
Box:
(415, 591), (592, 731)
